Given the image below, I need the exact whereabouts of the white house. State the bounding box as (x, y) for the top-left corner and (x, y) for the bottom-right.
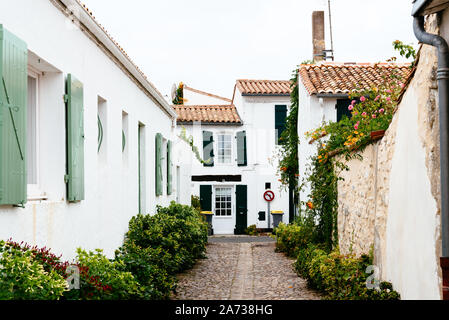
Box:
(297, 62), (411, 207)
(0, 0), (185, 260)
(173, 80), (292, 234)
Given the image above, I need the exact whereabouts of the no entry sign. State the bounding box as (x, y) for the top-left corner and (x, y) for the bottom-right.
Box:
(264, 190), (275, 202)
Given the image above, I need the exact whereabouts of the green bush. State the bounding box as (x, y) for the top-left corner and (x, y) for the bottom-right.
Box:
(69, 248), (142, 300)
(116, 201), (208, 299)
(294, 245), (400, 300)
(0, 241), (68, 300)
(275, 222), (314, 257)
(245, 224), (258, 236)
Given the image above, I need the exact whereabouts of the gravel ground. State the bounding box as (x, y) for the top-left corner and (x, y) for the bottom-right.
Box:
(172, 237), (321, 300)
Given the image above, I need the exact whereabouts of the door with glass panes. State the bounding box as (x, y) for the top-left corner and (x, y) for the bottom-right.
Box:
(213, 186), (234, 234)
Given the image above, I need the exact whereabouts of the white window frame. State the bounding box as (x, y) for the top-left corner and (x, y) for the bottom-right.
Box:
(27, 68), (45, 200)
(215, 132), (233, 165)
(213, 185), (234, 218)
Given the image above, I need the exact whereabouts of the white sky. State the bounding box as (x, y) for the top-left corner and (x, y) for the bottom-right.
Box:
(81, 0), (417, 100)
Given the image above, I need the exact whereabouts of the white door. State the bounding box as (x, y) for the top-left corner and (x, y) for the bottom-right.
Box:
(213, 186), (234, 234)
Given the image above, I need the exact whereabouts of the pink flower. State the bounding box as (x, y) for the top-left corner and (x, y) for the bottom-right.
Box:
(360, 96), (366, 102)
(379, 108), (385, 113)
(400, 83), (405, 89)
(374, 95), (380, 101)
(362, 112), (367, 117)
(386, 89), (392, 94)
(354, 124), (359, 130)
(372, 114), (377, 119)
(348, 105), (354, 111)
(386, 97), (391, 102)
(351, 100), (357, 105)
(353, 111), (358, 116)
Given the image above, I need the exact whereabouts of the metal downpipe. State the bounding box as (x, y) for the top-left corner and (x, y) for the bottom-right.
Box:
(413, 15), (449, 299)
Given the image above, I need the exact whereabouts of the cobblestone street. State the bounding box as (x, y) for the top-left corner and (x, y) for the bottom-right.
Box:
(172, 236), (321, 300)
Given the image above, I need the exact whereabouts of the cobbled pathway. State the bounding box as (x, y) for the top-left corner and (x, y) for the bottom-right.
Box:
(172, 236), (321, 300)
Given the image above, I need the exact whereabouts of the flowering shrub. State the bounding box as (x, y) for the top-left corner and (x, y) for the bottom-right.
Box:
(306, 69), (404, 163)
(295, 244), (400, 300)
(0, 241), (68, 300)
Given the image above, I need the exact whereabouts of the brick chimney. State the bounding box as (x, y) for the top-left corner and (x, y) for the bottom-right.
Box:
(312, 11), (325, 62)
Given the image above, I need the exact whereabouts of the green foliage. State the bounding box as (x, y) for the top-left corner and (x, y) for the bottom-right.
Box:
(71, 248), (142, 300)
(244, 224), (259, 236)
(277, 70), (299, 198)
(172, 82), (185, 105)
(294, 245), (400, 300)
(0, 241), (68, 300)
(178, 126), (209, 164)
(393, 40), (417, 67)
(191, 195), (202, 212)
(116, 201), (208, 299)
(275, 222), (314, 257)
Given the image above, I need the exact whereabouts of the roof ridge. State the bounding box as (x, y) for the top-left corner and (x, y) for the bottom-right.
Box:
(183, 85), (232, 103)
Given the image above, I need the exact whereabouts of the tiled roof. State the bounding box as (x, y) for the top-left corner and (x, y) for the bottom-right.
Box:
(236, 80), (292, 96)
(173, 105), (242, 124)
(298, 62), (413, 96)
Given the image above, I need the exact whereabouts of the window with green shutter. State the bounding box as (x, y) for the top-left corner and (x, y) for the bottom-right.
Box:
(275, 105), (287, 145)
(203, 130), (214, 167)
(167, 140), (172, 195)
(236, 131), (247, 166)
(0, 25), (28, 206)
(155, 133), (163, 196)
(65, 74), (85, 202)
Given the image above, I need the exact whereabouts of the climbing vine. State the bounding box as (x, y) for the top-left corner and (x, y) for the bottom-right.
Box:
(277, 69), (299, 198)
(178, 126), (210, 165)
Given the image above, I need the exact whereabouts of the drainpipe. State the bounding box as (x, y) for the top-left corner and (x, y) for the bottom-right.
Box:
(413, 15), (449, 300)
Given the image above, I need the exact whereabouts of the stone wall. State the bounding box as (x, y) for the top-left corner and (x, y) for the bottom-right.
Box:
(336, 15), (442, 299)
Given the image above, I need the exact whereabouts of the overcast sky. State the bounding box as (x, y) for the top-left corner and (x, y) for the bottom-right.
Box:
(81, 0), (417, 100)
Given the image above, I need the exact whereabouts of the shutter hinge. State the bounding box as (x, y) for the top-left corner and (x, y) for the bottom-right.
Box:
(63, 94), (69, 103)
(64, 174), (70, 183)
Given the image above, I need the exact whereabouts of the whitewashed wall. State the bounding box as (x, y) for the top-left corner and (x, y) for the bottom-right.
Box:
(0, 0), (185, 260)
(297, 81), (337, 206)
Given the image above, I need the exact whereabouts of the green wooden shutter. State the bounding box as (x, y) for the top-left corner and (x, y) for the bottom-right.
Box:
(0, 26), (27, 206)
(236, 131), (247, 166)
(203, 130), (214, 167)
(155, 133), (163, 196)
(199, 185), (212, 211)
(275, 105), (287, 144)
(65, 74), (85, 202)
(235, 185), (248, 235)
(167, 140), (172, 195)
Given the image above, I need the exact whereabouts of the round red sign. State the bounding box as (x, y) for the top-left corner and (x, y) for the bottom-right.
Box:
(264, 190), (275, 202)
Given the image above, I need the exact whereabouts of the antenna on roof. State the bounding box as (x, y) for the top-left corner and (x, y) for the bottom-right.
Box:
(327, 0), (335, 61)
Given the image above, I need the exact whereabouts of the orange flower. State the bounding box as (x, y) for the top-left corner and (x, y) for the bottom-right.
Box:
(306, 201), (314, 209)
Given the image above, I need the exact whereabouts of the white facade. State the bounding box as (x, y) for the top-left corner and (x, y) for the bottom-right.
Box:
(179, 88), (291, 234)
(297, 79), (338, 207)
(183, 86), (231, 106)
(0, 0), (187, 260)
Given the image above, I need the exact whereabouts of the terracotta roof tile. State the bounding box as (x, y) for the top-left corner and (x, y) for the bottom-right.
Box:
(298, 62), (412, 95)
(173, 105), (242, 124)
(236, 80), (292, 96)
